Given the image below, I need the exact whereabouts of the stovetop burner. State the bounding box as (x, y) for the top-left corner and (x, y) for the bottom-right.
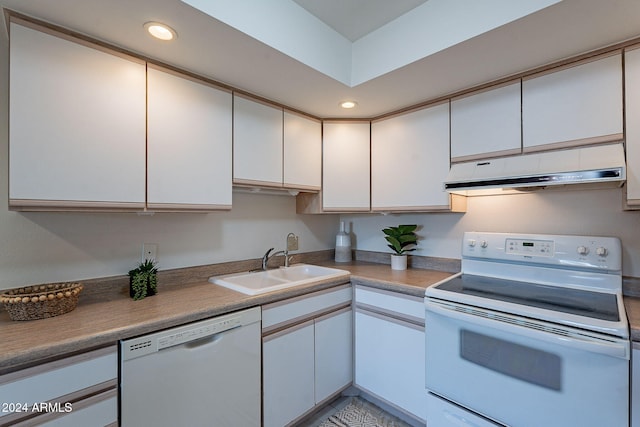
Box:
(425, 232), (628, 339)
(435, 274), (619, 322)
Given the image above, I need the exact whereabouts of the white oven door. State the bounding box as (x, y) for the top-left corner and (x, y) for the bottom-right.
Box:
(425, 299), (629, 427)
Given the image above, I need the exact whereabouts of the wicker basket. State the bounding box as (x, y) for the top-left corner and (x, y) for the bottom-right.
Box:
(1, 282), (83, 321)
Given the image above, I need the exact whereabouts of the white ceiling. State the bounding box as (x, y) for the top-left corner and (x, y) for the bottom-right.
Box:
(2, 0), (640, 119)
(292, 0), (428, 42)
(180, 0), (561, 87)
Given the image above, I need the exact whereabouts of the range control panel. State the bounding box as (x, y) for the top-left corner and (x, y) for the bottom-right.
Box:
(505, 238), (554, 257)
(462, 232), (622, 271)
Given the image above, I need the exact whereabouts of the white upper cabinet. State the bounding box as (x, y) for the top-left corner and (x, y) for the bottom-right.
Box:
(233, 95), (283, 188)
(147, 66), (232, 211)
(372, 102), (463, 212)
(450, 82), (522, 162)
(9, 20), (146, 210)
(322, 121), (371, 212)
(283, 112), (322, 191)
(522, 53), (623, 152)
(625, 46), (640, 208)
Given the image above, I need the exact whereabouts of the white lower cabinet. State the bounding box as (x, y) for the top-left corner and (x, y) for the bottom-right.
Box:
(354, 286), (426, 423)
(0, 346), (117, 427)
(263, 321), (316, 427)
(262, 285), (353, 427)
(315, 308), (354, 403)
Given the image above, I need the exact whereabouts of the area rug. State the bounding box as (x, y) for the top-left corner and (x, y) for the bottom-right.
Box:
(318, 398), (408, 427)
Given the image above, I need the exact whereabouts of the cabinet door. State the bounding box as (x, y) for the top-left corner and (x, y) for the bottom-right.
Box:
(147, 66), (232, 210)
(233, 95), (283, 187)
(284, 111), (322, 191)
(451, 82), (522, 161)
(355, 310), (426, 422)
(371, 102), (452, 211)
(523, 53), (623, 152)
(263, 321), (315, 427)
(322, 122), (370, 211)
(9, 21), (146, 210)
(315, 308), (353, 403)
(625, 47), (640, 207)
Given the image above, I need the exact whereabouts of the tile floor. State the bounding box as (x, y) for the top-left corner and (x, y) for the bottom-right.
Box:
(296, 395), (413, 427)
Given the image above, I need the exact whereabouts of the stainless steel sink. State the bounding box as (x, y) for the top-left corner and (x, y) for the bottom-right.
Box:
(209, 264), (350, 295)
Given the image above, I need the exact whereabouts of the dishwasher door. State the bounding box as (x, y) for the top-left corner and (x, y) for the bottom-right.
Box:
(120, 307), (261, 427)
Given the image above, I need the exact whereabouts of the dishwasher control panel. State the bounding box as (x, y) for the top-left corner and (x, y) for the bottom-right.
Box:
(157, 316), (241, 350)
(120, 307), (261, 361)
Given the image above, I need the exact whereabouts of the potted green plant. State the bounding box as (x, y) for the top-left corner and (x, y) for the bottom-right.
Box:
(382, 224), (419, 270)
(128, 259), (158, 301)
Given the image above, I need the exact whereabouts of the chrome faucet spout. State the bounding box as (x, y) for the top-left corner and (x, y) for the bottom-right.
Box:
(261, 248), (274, 271)
(262, 248), (288, 270)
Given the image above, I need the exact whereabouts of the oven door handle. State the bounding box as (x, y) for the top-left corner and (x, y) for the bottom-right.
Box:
(426, 300), (630, 359)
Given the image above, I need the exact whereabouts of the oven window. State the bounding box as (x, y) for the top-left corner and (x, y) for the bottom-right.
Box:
(460, 330), (562, 391)
(438, 275), (619, 321)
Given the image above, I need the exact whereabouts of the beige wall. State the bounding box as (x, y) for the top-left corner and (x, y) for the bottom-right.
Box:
(342, 187), (640, 277)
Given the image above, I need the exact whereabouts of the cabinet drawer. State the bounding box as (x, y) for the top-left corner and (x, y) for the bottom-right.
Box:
(354, 285), (424, 323)
(262, 284), (351, 331)
(0, 346), (117, 420)
(11, 388), (118, 427)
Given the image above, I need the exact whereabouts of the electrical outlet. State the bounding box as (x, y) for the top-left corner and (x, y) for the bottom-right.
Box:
(142, 243), (158, 263)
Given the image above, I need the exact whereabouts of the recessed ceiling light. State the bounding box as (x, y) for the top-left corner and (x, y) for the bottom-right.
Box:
(144, 22), (177, 41)
(340, 100), (357, 109)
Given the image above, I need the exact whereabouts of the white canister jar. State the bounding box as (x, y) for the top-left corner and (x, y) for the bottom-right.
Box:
(335, 221), (352, 262)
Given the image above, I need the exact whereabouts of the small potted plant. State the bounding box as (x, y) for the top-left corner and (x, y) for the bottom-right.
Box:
(382, 224), (419, 270)
(128, 259), (158, 301)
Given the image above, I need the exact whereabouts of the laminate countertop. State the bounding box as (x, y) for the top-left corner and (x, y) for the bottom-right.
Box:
(0, 261), (454, 374)
(624, 297), (640, 342)
(4, 259), (638, 374)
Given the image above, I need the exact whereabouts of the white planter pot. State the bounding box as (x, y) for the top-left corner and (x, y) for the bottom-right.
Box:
(391, 254), (407, 270)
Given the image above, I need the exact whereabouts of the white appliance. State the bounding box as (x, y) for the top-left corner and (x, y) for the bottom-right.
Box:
(444, 143), (626, 194)
(120, 307), (261, 427)
(425, 232), (629, 427)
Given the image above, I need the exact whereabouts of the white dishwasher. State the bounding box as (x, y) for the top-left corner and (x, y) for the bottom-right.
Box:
(120, 307), (261, 427)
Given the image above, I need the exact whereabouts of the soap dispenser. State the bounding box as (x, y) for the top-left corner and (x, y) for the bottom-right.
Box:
(335, 221), (352, 263)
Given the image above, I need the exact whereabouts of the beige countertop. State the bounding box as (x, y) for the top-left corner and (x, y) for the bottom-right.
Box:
(0, 260), (453, 374)
(624, 296), (640, 342)
(323, 261), (453, 297)
(3, 257), (638, 374)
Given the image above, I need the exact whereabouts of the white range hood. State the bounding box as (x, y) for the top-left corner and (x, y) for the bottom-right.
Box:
(444, 143), (626, 195)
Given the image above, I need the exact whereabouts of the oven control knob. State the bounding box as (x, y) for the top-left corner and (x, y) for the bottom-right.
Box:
(480, 240), (488, 248)
(596, 247), (608, 257)
(467, 239), (476, 247)
(577, 246), (589, 255)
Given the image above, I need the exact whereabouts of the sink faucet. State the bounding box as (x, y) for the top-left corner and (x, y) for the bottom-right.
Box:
(261, 248), (287, 270)
(261, 233), (299, 270)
